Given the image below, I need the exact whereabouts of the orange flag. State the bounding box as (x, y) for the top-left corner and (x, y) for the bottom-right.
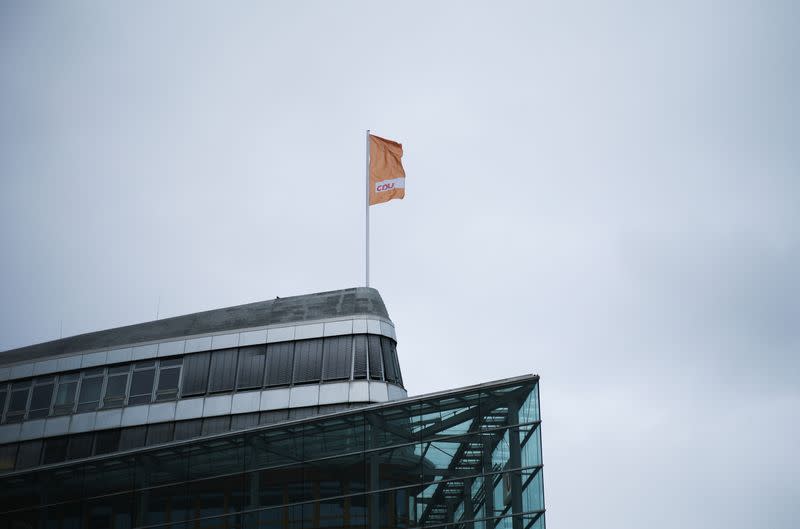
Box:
(369, 134), (405, 206)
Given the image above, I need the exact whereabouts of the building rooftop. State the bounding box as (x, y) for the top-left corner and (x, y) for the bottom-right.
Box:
(0, 287), (390, 365)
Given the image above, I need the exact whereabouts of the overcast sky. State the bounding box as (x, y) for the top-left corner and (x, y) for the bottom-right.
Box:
(1, 1), (798, 527)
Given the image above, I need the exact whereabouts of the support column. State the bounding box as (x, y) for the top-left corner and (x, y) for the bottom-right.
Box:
(483, 437), (495, 529)
(369, 453), (380, 529)
(508, 400), (524, 529)
(464, 477), (475, 529)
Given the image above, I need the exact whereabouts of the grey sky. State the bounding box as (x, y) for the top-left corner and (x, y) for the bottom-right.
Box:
(1, 1), (798, 527)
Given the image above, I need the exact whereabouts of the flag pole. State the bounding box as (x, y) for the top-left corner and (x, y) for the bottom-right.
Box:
(365, 129), (370, 288)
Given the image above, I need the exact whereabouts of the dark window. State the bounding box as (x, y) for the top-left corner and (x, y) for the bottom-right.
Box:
(119, 426), (147, 451)
(231, 412), (260, 430)
(265, 342), (294, 387)
(289, 407), (316, 420)
(208, 348), (238, 393)
(174, 419), (203, 441)
(42, 437), (69, 464)
(293, 339), (323, 384)
(15, 440), (42, 470)
(6, 382), (31, 423)
(129, 362), (155, 405)
(155, 358), (182, 401)
(322, 336), (353, 381)
(77, 369), (104, 412)
(0, 443), (17, 472)
(236, 345), (266, 390)
(146, 423), (175, 446)
(353, 336), (368, 379)
(28, 377), (55, 419)
(181, 352), (211, 396)
(103, 366), (130, 408)
(380, 337), (399, 384)
(67, 433), (94, 460)
(0, 385), (7, 421)
(367, 336), (383, 380)
(94, 429), (121, 455)
(260, 410), (288, 424)
(202, 416), (231, 435)
(53, 374), (79, 415)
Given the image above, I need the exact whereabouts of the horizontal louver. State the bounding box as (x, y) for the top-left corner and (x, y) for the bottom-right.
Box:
(208, 348), (238, 393)
(323, 336), (353, 381)
(353, 336), (368, 379)
(293, 339), (324, 384)
(181, 352), (210, 396)
(236, 345), (266, 389)
(368, 335), (383, 380)
(266, 342), (294, 387)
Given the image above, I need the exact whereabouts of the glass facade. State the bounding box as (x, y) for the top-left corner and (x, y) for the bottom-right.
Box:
(0, 335), (401, 425)
(0, 376), (544, 529)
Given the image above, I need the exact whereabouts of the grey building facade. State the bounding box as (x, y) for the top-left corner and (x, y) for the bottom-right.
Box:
(0, 288), (545, 529)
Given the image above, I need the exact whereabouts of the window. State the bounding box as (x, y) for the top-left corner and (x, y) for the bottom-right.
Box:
(174, 419), (202, 441)
(322, 336), (353, 381)
(77, 369), (104, 412)
(28, 377), (55, 419)
(231, 412), (259, 430)
(236, 345), (266, 390)
(380, 337), (400, 384)
(293, 339), (323, 384)
(67, 433), (94, 460)
(103, 366), (130, 408)
(201, 416), (230, 435)
(155, 358), (182, 401)
(265, 342), (294, 387)
(181, 352), (211, 396)
(128, 362), (156, 405)
(208, 348), (238, 393)
(119, 426), (147, 451)
(353, 336), (368, 379)
(5, 381), (31, 423)
(367, 336), (383, 380)
(42, 437), (68, 465)
(53, 373), (79, 415)
(0, 444), (17, 472)
(146, 423), (175, 446)
(15, 440), (42, 470)
(94, 429), (121, 455)
(0, 384), (8, 421)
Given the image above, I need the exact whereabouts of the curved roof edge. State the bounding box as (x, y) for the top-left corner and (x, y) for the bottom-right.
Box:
(1, 287), (389, 364)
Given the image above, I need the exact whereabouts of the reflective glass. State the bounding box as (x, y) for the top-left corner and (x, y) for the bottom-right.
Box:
(67, 433), (94, 460)
(353, 335), (368, 379)
(293, 338), (323, 384)
(129, 362), (155, 405)
(208, 348), (238, 393)
(103, 365), (130, 408)
(201, 416), (231, 435)
(6, 382), (31, 422)
(155, 358), (182, 401)
(146, 423), (175, 446)
(0, 443), (17, 472)
(381, 337), (399, 383)
(77, 369), (104, 412)
(322, 335), (353, 381)
(231, 412), (259, 430)
(14, 440), (42, 470)
(236, 345), (266, 389)
(42, 437), (68, 465)
(119, 426), (147, 451)
(52, 373), (79, 415)
(28, 378), (55, 419)
(94, 429), (121, 455)
(181, 352), (210, 396)
(174, 419), (203, 441)
(265, 342), (294, 386)
(367, 335), (383, 380)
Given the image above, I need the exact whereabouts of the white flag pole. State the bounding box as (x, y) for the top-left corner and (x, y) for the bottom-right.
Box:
(365, 129), (370, 288)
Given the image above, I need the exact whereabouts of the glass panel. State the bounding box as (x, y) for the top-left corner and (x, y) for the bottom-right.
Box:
(174, 419), (203, 441)
(119, 426), (147, 451)
(67, 433), (94, 460)
(201, 416), (231, 435)
(265, 342), (294, 387)
(103, 365), (130, 408)
(0, 386), (7, 421)
(381, 337), (399, 383)
(28, 377), (55, 419)
(236, 345), (266, 389)
(5, 381), (31, 423)
(146, 423), (175, 446)
(231, 412), (260, 430)
(129, 362), (155, 405)
(155, 358), (182, 401)
(208, 348), (238, 393)
(94, 429), (121, 455)
(42, 437), (69, 464)
(77, 370), (105, 412)
(368, 335), (383, 380)
(14, 440), (42, 470)
(0, 443), (17, 472)
(353, 335), (368, 379)
(53, 373), (79, 415)
(322, 335), (353, 381)
(181, 352), (211, 396)
(293, 338), (323, 384)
